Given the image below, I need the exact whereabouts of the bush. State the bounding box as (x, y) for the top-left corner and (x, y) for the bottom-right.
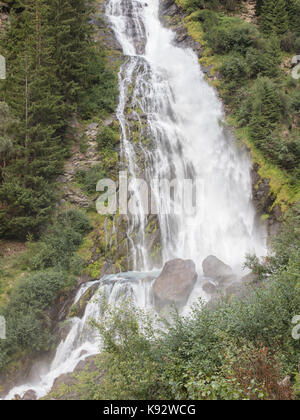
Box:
(30, 210), (91, 271)
(76, 164), (107, 195)
(1, 270), (73, 362)
(281, 31), (297, 52)
(206, 22), (260, 55)
(0, 176), (54, 240)
(79, 48), (118, 119)
(0, 210), (91, 369)
(295, 37), (300, 53)
(44, 205), (300, 400)
(220, 54), (248, 81)
(96, 126), (120, 152)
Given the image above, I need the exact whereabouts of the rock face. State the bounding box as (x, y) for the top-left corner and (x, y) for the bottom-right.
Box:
(49, 355), (104, 400)
(153, 259), (197, 309)
(70, 282), (100, 319)
(159, 0), (203, 58)
(202, 255), (236, 285)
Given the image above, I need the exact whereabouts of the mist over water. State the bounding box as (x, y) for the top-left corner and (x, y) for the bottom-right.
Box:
(5, 0), (267, 399)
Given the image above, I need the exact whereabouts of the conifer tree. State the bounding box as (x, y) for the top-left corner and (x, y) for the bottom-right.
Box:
(249, 77), (283, 143)
(274, 0), (289, 35)
(260, 0), (289, 36)
(260, 0), (275, 35)
(0, 0), (116, 239)
(255, 0), (264, 15)
(46, 0), (94, 107)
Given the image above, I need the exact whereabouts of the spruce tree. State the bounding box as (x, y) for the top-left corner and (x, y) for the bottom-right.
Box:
(249, 77), (283, 143)
(260, 0), (289, 36)
(260, 0), (275, 34)
(46, 0), (94, 107)
(274, 0), (289, 35)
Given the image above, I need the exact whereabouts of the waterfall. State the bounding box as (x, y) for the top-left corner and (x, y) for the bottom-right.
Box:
(5, 0), (267, 399)
(107, 0), (266, 272)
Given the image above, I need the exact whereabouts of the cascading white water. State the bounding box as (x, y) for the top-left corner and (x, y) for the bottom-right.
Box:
(5, 0), (267, 399)
(107, 0), (266, 272)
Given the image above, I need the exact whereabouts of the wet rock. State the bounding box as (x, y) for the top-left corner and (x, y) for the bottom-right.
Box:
(164, 3), (178, 17)
(77, 273), (93, 287)
(202, 255), (236, 285)
(161, 0), (175, 12)
(51, 373), (77, 391)
(21, 390), (38, 400)
(58, 320), (74, 342)
(202, 281), (218, 295)
(251, 163), (283, 241)
(71, 283), (100, 319)
(201, 65), (213, 77)
(153, 259), (197, 309)
(176, 28), (187, 43)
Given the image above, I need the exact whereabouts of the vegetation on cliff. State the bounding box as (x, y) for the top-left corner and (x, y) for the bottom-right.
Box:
(0, 0), (117, 240)
(0, 209), (92, 370)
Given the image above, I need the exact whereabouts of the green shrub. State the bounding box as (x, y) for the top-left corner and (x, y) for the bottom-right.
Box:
(295, 37), (300, 52)
(96, 126), (120, 152)
(281, 31), (297, 52)
(206, 22), (260, 55)
(30, 210), (91, 271)
(1, 270), (73, 363)
(76, 165), (107, 195)
(220, 54), (248, 82)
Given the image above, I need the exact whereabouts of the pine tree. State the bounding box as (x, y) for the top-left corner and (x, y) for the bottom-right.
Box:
(286, 0), (300, 35)
(249, 77), (283, 143)
(0, 0), (67, 238)
(46, 0), (94, 107)
(0, 102), (16, 182)
(260, 0), (275, 34)
(274, 0), (289, 35)
(260, 0), (289, 36)
(0, 0), (114, 239)
(256, 0), (265, 15)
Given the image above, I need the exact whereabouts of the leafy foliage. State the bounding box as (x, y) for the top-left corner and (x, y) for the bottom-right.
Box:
(0, 209), (91, 369)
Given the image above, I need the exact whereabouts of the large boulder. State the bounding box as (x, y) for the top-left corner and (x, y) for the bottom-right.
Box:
(202, 255), (236, 285)
(153, 259), (197, 309)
